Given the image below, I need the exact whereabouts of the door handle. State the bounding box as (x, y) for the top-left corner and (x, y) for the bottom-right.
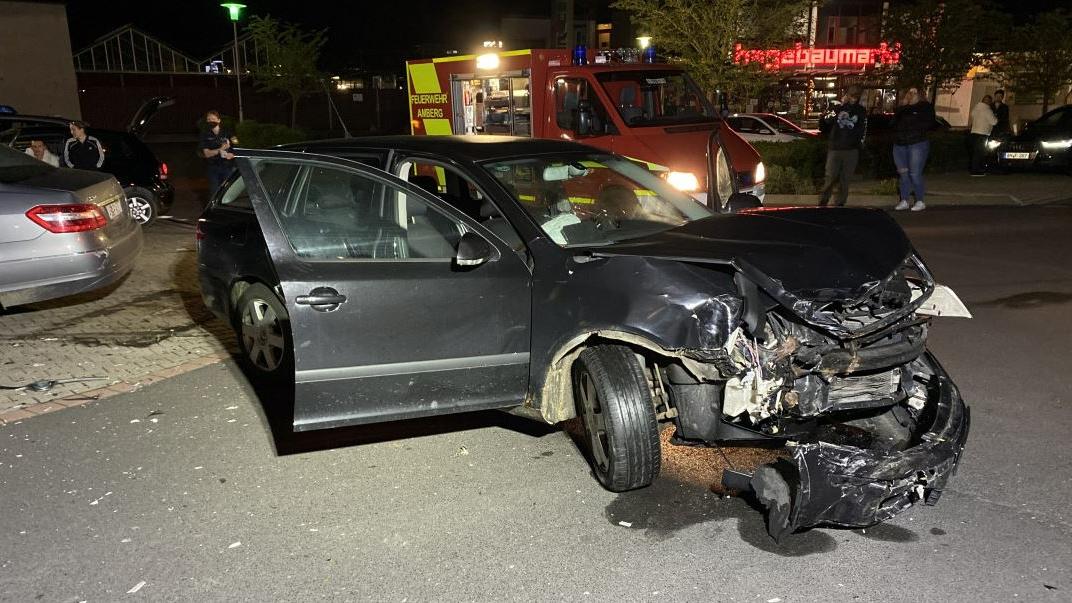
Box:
(295, 294), (346, 305)
(295, 287), (346, 310)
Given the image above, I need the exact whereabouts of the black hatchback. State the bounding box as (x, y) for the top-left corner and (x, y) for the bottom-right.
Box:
(0, 97), (175, 225)
(197, 136), (970, 539)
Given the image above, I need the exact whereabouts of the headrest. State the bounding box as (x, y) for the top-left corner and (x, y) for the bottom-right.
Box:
(409, 175), (439, 195)
(406, 198), (428, 217)
(316, 193), (353, 210)
(619, 86), (637, 106)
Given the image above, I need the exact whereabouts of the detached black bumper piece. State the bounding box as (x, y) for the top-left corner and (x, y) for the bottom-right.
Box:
(736, 354), (970, 540)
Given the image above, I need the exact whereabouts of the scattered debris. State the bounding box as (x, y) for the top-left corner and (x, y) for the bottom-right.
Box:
(458, 446), (469, 456)
(617, 521), (633, 528)
(228, 541), (241, 549)
(126, 581), (146, 594)
(0, 376), (108, 392)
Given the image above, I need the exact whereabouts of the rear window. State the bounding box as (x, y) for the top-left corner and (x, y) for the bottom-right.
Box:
(0, 144), (55, 182)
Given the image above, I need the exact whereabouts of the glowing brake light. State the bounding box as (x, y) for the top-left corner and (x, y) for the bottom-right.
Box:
(159, 162), (169, 179)
(26, 204), (108, 233)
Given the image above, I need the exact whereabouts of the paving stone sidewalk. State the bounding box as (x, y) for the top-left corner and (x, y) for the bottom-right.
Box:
(0, 220), (237, 424)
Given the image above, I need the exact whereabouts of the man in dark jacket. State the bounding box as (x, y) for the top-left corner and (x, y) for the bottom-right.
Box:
(992, 89), (1010, 137)
(199, 110), (237, 198)
(818, 87), (867, 207)
(63, 121), (104, 170)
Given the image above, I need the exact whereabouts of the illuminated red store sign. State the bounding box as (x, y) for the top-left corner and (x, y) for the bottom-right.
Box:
(733, 42), (901, 70)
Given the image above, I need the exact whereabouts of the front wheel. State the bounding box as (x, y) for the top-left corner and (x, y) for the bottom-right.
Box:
(233, 283), (292, 380)
(124, 186), (160, 226)
(573, 345), (661, 492)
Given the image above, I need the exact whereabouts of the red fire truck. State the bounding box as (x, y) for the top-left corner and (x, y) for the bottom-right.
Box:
(405, 48), (765, 206)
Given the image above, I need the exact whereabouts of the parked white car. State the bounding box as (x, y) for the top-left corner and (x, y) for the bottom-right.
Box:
(724, 113), (819, 143)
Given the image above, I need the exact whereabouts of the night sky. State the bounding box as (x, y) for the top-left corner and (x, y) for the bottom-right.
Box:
(63, 0), (551, 71)
(62, 0), (1070, 72)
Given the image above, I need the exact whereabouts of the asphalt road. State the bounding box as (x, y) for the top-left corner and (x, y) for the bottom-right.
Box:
(1, 206), (1070, 602)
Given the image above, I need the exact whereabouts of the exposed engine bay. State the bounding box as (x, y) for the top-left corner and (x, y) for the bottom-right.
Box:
(660, 255), (972, 539)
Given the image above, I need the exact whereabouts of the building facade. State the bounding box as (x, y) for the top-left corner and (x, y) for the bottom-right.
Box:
(0, 0), (80, 117)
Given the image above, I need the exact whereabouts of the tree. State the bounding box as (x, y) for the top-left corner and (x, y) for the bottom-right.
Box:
(611, 0), (811, 106)
(989, 10), (1072, 113)
(883, 0), (1000, 100)
(245, 15), (327, 128)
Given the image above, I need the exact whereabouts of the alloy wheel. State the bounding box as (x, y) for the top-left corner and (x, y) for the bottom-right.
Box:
(126, 196), (153, 224)
(578, 368), (611, 472)
(240, 297), (286, 372)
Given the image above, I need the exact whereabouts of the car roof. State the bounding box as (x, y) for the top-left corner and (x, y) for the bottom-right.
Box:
(0, 114), (128, 136)
(295, 135), (604, 162)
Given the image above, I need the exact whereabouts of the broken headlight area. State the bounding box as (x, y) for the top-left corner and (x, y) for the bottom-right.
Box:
(766, 254), (937, 341)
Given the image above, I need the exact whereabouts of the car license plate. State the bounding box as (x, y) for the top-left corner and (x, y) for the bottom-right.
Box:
(104, 201), (123, 220)
(1003, 152), (1031, 159)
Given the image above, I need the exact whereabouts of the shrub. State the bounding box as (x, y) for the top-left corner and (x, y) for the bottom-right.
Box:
(235, 120), (307, 149)
(753, 139), (826, 187)
(755, 130), (970, 186)
(764, 165), (815, 195)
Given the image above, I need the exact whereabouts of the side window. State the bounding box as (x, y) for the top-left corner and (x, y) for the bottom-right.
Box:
(255, 161), (466, 261)
(736, 117), (758, 133)
(220, 176), (253, 209)
(220, 162), (300, 210)
(398, 159), (485, 220)
(554, 78), (615, 135)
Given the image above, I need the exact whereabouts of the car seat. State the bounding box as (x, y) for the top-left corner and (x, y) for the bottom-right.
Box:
(479, 200), (524, 251)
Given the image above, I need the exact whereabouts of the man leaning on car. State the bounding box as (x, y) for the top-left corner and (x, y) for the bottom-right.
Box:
(63, 120), (104, 170)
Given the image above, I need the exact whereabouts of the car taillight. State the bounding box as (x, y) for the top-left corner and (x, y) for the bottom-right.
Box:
(25, 204), (107, 233)
(195, 219), (205, 240)
(159, 162), (169, 180)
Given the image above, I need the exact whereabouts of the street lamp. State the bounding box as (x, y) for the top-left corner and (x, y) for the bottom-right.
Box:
(221, 3), (246, 122)
(636, 36), (652, 49)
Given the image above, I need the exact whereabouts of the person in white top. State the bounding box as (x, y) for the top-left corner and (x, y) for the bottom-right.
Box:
(969, 95), (998, 175)
(24, 139), (60, 167)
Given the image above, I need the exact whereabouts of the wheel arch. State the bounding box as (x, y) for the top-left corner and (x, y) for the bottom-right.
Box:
(537, 329), (721, 424)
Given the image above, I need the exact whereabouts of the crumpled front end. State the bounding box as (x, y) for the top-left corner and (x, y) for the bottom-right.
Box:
(746, 353), (970, 540)
(656, 252), (971, 538)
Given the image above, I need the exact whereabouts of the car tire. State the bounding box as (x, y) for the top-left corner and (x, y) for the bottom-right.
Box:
(233, 283), (292, 380)
(124, 186), (160, 227)
(573, 345), (661, 492)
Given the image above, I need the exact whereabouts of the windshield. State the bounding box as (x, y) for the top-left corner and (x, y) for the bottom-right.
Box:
(483, 153), (713, 248)
(0, 144), (55, 183)
(767, 115), (807, 134)
(596, 70), (716, 127)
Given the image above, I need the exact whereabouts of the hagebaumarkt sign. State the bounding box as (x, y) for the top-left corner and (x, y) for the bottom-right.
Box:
(733, 42), (901, 70)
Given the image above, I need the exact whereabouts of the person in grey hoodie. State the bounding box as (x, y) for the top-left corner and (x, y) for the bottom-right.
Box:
(818, 86), (867, 207)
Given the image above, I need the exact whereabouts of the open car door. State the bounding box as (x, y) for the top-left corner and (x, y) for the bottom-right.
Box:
(234, 149), (532, 431)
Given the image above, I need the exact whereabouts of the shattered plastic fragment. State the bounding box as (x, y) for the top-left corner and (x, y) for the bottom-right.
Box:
(617, 521), (632, 528)
(126, 581), (146, 594)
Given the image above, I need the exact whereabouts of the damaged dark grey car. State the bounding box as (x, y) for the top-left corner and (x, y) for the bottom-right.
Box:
(197, 136), (970, 538)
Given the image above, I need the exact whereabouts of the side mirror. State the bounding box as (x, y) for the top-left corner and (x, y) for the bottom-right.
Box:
(456, 231), (494, 267)
(725, 192), (763, 213)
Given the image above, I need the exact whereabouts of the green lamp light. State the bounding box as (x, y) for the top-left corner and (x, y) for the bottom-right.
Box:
(221, 3), (246, 22)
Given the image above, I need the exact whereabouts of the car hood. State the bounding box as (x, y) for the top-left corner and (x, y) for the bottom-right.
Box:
(1007, 127), (1069, 143)
(589, 207), (912, 305)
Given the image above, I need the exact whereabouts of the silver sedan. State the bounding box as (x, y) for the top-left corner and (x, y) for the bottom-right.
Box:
(0, 145), (142, 308)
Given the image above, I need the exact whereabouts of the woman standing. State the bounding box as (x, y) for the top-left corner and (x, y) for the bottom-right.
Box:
(892, 88), (935, 211)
